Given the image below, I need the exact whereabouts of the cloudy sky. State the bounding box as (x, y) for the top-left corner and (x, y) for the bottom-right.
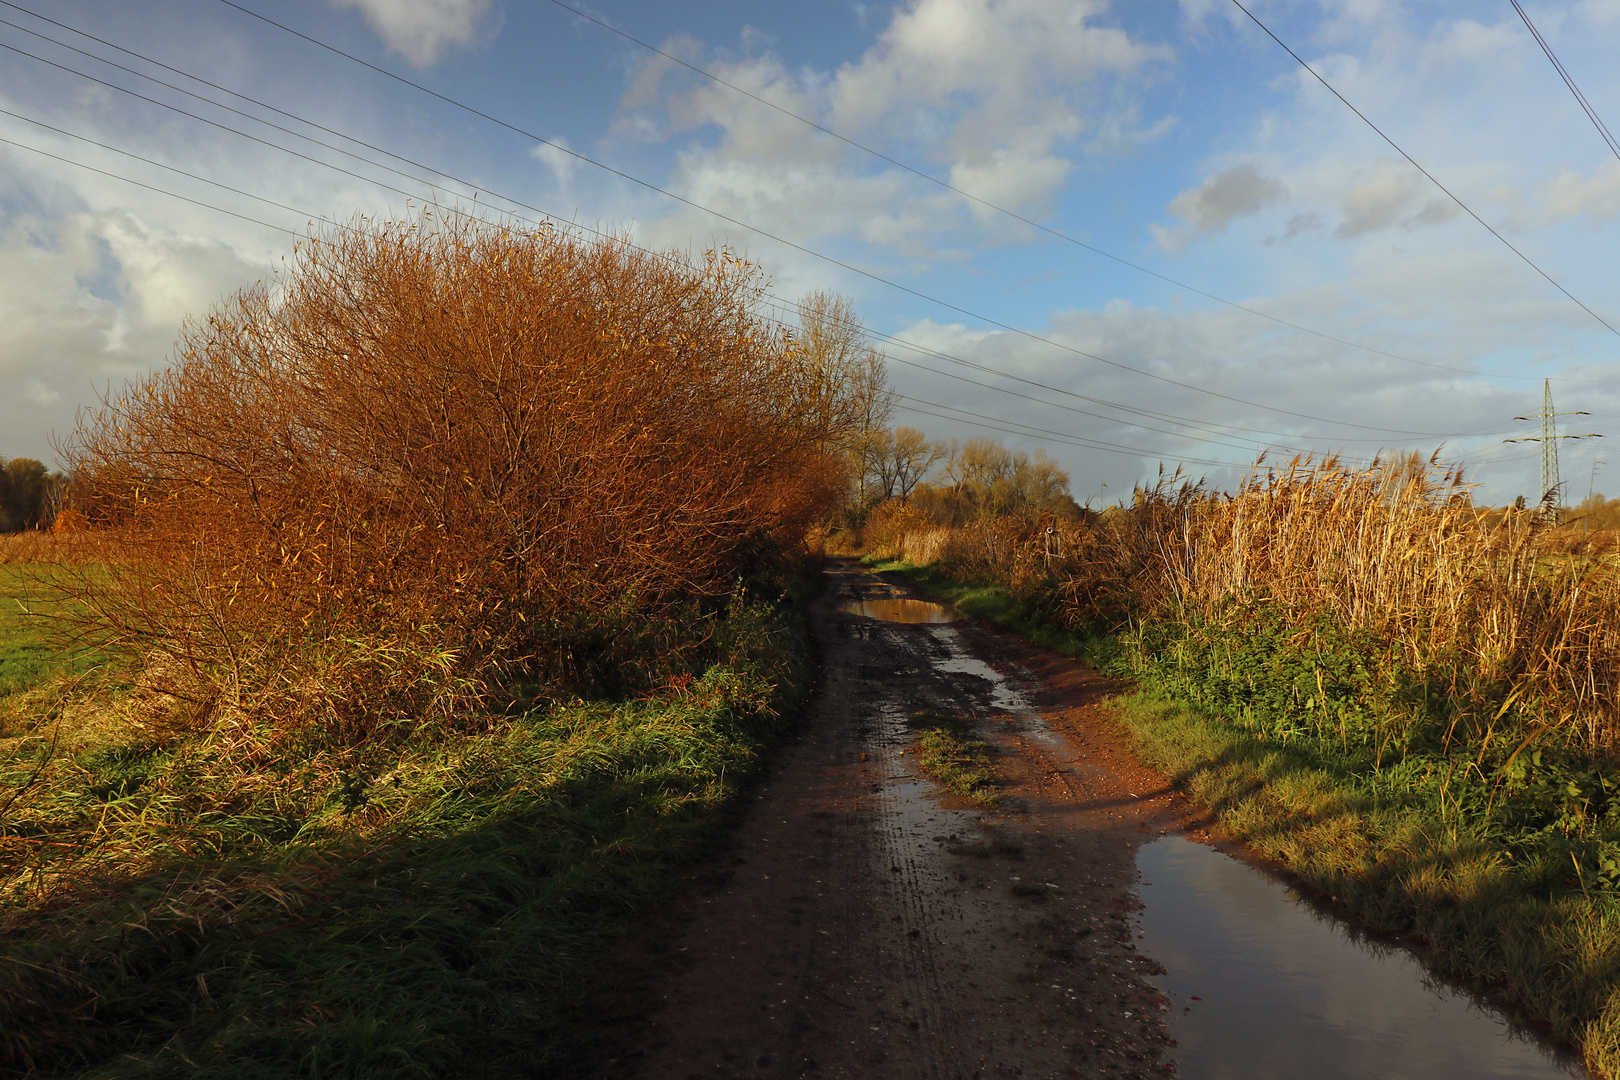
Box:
(4, 0), (1620, 505)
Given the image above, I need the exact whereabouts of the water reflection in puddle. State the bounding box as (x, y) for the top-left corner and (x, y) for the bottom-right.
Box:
(838, 597), (961, 623)
(1136, 837), (1585, 1080)
(923, 626), (1038, 718)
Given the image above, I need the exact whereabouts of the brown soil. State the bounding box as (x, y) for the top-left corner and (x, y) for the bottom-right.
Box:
(575, 559), (1213, 1080)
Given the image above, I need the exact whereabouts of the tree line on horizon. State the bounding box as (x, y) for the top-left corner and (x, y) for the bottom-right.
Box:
(839, 421), (1083, 531)
(0, 457), (65, 532)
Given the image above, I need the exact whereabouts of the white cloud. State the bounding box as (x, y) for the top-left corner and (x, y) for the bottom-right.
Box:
(1421, 16), (1519, 68)
(530, 137), (577, 188)
(1543, 162), (1620, 226)
(1335, 160), (1457, 238)
(1577, 0), (1620, 26)
(1153, 162), (1284, 252)
(830, 0), (1169, 207)
(0, 211), (265, 464)
(619, 0), (1172, 258)
(23, 381), (61, 407)
(948, 143), (1074, 220)
(97, 213), (263, 345)
(1166, 162), (1283, 233)
(884, 248), (1602, 505)
(329, 0), (497, 67)
(603, 0), (1619, 507)
(1337, 166), (1420, 237)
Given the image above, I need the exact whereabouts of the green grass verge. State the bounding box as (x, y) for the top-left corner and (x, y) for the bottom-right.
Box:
(880, 557), (1620, 1075)
(908, 708), (999, 805)
(1116, 692), (1620, 1067)
(1, 590), (814, 1078)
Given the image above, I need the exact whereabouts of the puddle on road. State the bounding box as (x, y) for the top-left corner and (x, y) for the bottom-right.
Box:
(920, 627), (1071, 749)
(922, 625), (1033, 715)
(838, 597), (961, 623)
(1135, 837), (1586, 1079)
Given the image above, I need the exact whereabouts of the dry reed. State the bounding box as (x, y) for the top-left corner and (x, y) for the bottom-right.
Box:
(903, 455), (1620, 753)
(1159, 455), (1620, 751)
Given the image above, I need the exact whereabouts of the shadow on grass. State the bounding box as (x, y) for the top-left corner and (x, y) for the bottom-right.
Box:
(2, 584), (818, 1080)
(3, 734), (771, 1079)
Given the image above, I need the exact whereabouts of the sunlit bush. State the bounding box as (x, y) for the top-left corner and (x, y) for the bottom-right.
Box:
(62, 214), (862, 732)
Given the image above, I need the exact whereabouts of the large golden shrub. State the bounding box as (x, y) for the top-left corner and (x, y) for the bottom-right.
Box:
(65, 216), (862, 721)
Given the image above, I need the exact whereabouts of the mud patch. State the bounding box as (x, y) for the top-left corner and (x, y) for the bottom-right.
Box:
(581, 560), (1197, 1080)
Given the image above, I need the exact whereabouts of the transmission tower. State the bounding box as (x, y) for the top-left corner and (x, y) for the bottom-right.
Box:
(1505, 379), (1601, 516)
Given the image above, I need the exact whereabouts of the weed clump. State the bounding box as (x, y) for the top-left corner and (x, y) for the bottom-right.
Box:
(909, 708), (999, 805)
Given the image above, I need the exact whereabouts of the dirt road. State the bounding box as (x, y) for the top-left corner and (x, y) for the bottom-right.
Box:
(584, 559), (1212, 1080)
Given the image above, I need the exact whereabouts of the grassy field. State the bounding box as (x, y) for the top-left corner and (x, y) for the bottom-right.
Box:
(0, 560), (818, 1078)
(880, 556), (1620, 1076)
(0, 566), (74, 698)
(0, 533), (117, 700)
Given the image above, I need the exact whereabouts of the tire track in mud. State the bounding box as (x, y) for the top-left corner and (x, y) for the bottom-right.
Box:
(583, 559), (1210, 1080)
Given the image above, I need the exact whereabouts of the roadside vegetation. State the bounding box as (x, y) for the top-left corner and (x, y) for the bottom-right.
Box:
(0, 215), (883, 1077)
(845, 447), (1620, 1077)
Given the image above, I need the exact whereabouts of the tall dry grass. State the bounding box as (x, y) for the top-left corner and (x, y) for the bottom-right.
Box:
(1152, 456), (1620, 751)
(897, 455), (1620, 753)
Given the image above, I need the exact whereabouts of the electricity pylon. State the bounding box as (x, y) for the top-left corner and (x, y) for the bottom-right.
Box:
(1505, 379), (1602, 518)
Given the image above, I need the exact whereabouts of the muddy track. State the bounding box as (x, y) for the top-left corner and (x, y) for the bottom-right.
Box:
(578, 559), (1213, 1080)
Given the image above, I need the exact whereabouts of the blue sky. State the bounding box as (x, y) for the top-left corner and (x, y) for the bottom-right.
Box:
(4, 0), (1620, 505)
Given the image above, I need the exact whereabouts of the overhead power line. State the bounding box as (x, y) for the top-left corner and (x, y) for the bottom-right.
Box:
(0, 121), (1275, 472)
(885, 352), (1289, 457)
(0, 35), (1343, 455)
(0, 29), (1340, 459)
(539, 0), (1528, 385)
(1510, 0), (1620, 163)
(0, 38), (490, 217)
(1230, 0), (1620, 339)
(12, 0), (1591, 403)
(0, 106), (314, 221)
(0, 132), (294, 233)
(1, 120), (1510, 476)
(0, 3), (564, 217)
(896, 394), (1254, 471)
(0, 6), (1532, 455)
(0, 136), (1257, 472)
(871, 327), (1514, 447)
(1, 0), (1561, 439)
(205, 0), (1489, 437)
